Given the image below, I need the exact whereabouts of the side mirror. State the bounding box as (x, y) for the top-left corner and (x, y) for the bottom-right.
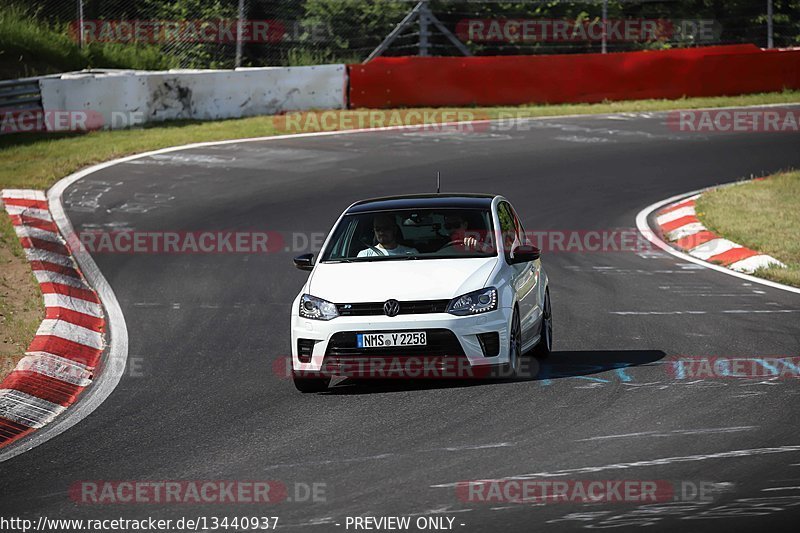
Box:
(509, 245), (540, 264)
(293, 253), (314, 271)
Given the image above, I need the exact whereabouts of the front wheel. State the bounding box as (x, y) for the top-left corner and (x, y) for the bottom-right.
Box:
(533, 289), (553, 357)
(292, 372), (330, 393)
(506, 308), (523, 378)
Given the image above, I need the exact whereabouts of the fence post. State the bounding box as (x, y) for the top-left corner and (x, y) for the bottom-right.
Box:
(235, 0), (245, 68)
(767, 0), (774, 49)
(419, 1), (430, 57)
(77, 0), (84, 48)
(601, 0), (608, 54)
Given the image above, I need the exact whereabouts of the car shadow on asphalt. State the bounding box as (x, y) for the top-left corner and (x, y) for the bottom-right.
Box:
(319, 349), (666, 395)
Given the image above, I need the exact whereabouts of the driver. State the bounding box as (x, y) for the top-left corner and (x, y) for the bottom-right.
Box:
(357, 214), (418, 257)
(441, 214), (481, 251)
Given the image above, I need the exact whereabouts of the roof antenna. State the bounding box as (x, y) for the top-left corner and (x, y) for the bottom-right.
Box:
(436, 171), (441, 194)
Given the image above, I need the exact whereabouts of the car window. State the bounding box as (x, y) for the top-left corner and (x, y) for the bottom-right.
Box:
(497, 202), (518, 257)
(510, 204), (528, 246)
(320, 208), (497, 262)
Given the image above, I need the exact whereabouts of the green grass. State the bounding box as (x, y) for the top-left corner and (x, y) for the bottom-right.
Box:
(284, 47), (361, 67)
(0, 6), (172, 79)
(0, 213), (43, 381)
(696, 171), (800, 287)
(0, 91), (799, 380)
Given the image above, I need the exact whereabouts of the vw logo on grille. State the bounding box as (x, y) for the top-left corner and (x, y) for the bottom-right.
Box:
(383, 299), (400, 317)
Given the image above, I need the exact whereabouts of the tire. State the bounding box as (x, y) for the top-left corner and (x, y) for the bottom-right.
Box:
(506, 308), (523, 378)
(533, 289), (553, 358)
(292, 372), (330, 393)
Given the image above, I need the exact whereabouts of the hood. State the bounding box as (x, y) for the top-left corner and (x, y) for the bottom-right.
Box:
(307, 257), (498, 303)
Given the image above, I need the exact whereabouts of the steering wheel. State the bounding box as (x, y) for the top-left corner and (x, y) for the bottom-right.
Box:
(440, 239), (493, 253)
(439, 239), (464, 249)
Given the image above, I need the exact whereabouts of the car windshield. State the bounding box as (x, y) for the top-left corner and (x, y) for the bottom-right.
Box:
(320, 208), (497, 262)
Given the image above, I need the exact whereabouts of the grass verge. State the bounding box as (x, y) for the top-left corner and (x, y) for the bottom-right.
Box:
(0, 6), (173, 79)
(0, 90), (799, 380)
(696, 170), (800, 288)
(0, 213), (43, 381)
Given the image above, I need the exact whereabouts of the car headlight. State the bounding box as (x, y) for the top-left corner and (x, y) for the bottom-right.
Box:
(447, 287), (498, 316)
(299, 294), (339, 320)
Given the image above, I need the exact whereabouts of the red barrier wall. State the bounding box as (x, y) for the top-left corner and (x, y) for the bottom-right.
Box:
(349, 45), (800, 108)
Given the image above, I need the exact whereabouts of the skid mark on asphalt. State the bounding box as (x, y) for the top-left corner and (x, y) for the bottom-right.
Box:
(278, 517), (336, 528)
(548, 494), (800, 528)
(430, 445), (800, 486)
(539, 360), (800, 393)
(398, 131), (513, 143)
(575, 426), (757, 442)
(64, 181), (111, 212)
(126, 153), (236, 166)
(106, 192), (174, 214)
(262, 444), (511, 471)
(611, 310), (708, 315)
(554, 135), (615, 143)
(507, 119), (693, 142)
(564, 266), (698, 275)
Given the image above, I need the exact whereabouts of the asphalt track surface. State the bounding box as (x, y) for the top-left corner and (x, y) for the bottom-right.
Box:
(2, 109), (800, 532)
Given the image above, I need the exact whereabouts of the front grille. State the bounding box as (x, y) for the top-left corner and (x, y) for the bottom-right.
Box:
(336, 300), (450, 316)
(297, 338), (316, 363)
(325, 329), (465, 357)
(477, 332), (500, 357)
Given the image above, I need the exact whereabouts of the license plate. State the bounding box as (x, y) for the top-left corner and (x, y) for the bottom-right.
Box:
(357, 331), (427, 348)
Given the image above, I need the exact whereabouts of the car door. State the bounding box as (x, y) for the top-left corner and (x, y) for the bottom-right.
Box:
(503, 202), (540, 342)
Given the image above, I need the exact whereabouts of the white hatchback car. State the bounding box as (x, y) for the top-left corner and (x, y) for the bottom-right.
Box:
(290, 194), (552, 392)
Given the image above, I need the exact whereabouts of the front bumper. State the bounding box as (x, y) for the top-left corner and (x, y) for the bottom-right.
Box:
(290, 306), (513, 378)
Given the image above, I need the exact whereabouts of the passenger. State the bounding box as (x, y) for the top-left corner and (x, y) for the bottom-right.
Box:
(357, 214), (419, 257)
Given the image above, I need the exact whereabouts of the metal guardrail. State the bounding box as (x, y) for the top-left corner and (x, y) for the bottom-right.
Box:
(0, 75), (48, 113)
(0, 73), (84, 135)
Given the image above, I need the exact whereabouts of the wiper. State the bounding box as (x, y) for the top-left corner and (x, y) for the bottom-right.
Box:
(322, 259), (353, 264)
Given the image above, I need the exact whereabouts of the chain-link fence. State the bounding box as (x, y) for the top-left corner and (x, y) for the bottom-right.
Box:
(5, 0), (800, 71)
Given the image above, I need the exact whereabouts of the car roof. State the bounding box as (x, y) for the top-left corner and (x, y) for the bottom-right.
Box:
(347, 193), (497, 213)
